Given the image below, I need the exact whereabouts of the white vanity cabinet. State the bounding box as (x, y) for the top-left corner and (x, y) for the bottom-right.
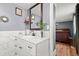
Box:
(0, 44), (9, 56)
(8, 35), (49, 56)
(7, 36), (31, 56)
(0, 37), (10, 56)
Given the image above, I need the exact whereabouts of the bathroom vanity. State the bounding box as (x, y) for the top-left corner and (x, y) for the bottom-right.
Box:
(0, 31), (49, 56)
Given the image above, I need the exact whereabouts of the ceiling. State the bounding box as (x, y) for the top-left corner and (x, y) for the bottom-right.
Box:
(55, 3), (76, 22)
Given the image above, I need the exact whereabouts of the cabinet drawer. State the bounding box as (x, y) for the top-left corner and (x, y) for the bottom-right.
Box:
(9, 36), (18, 41)
(17, 50), (32, 56)
(25, 42), (36, 55)
(17, 39), (36, 55)
(8, 50), (18, 56)
(0, 44), (9, 56)
(9, 36), (36, 56)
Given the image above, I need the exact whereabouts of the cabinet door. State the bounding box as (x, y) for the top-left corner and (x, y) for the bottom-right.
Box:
(0, 44), (9, 56)
(7, 37), (30, 56)
(17, 39), (36, 56)
(16, 39), (31, 56)
(0, 37), (10, 56)
(17, 50), (32, 56)
(7, 39), (18, 56)
(25, 42), (36, 55)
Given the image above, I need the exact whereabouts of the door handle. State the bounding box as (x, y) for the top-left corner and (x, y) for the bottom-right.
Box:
(19, 46), (22, 49)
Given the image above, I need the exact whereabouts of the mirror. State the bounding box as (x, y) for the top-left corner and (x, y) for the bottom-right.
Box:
(0, 16), (9, 22)
(29, 3), (43, 30)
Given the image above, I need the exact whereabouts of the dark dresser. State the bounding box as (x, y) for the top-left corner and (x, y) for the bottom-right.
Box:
(56, 29), (70, 43)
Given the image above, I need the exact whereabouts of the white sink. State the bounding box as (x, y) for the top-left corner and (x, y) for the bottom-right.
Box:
(22, 36), (48, 44)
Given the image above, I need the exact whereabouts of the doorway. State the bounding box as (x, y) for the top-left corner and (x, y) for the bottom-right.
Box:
(55, 3), (77, 56)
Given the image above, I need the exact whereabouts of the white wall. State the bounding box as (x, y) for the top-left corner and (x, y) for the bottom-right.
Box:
(43, 3), (50, 30)
(50, 4), (56, 55)
(43, 3), (50, 25)
(55, 3), (76, 22)
(0, 3), (27, 31)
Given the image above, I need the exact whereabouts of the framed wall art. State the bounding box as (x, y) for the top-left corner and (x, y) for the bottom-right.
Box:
(15, 7), (22, 16)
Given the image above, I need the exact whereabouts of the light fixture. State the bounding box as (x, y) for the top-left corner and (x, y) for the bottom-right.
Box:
(31, 15), (35, 20)
(0, 16), (9, 23)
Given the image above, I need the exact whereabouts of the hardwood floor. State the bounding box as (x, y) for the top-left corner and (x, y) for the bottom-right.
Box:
(56, 42), (77, 56)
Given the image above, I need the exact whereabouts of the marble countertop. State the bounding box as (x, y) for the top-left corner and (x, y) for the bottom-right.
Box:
(0, 31), (49, 44)
(21, 36), (49, 44)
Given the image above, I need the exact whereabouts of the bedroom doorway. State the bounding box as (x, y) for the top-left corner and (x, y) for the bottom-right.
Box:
(55, 3), (77, 56)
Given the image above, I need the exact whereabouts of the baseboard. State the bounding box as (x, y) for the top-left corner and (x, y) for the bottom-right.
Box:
(53, 49), (56, 56)
(50, 49), (56, 56)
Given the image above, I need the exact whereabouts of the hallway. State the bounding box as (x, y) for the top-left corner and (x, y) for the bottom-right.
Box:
(56, 42), (77, 56)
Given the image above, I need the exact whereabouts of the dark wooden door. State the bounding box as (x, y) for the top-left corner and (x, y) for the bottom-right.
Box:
(75, 4), (79, 55)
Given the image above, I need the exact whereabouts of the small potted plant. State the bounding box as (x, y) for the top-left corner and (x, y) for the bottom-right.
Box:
(37, 20), (45, 37)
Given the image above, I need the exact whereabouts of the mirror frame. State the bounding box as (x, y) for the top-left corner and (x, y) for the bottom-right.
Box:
(29, 3), (43, 30)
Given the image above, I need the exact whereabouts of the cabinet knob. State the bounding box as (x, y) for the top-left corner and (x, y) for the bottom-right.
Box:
(19, 46), (22, 49)
(28, 46), (32, 49)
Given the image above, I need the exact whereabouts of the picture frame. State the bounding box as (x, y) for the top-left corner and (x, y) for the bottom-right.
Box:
(15, 7), (22, 16)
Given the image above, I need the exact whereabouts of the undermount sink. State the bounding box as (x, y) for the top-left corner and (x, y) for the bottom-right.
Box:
(22, 36), (41, 40)
(22, 35), (48, 44)
(17, 32), (41, 37)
